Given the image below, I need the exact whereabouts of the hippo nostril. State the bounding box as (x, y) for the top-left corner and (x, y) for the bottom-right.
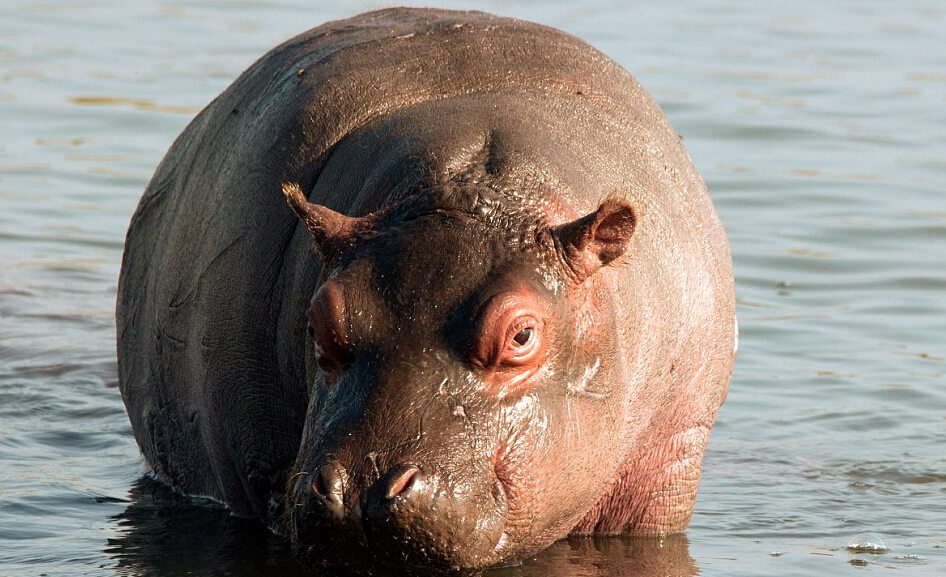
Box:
(311, 469), (330, 497)
(385, 464), (421, 500)
(311, 462), (346, 509)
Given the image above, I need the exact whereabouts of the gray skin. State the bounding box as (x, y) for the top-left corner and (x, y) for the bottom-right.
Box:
(116, 7), (735, 573)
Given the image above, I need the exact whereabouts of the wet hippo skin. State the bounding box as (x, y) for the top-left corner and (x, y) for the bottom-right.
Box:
(116, 7), (735, 573)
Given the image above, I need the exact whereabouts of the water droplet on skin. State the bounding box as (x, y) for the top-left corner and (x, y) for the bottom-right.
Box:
(847, 533), (888, 553)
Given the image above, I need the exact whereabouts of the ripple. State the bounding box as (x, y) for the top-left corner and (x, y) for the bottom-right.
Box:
(844, 463), (946, 486)
(67, 95), (200, 115)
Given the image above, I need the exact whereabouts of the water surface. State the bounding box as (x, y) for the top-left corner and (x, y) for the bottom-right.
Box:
(1, 1), (944, 575)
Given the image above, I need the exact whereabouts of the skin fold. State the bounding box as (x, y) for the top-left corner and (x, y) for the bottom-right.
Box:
(116, 8), (735, 573)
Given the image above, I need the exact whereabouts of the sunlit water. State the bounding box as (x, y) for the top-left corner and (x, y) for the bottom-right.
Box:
(1, 1), (944, 576)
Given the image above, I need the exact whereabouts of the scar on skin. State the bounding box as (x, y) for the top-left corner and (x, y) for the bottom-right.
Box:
(567, 358), (604, 399)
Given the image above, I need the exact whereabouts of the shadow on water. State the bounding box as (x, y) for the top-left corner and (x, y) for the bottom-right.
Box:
(106, 477), (697, 577)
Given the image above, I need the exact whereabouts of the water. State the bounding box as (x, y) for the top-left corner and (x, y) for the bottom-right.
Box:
(1, 1), (944, 575)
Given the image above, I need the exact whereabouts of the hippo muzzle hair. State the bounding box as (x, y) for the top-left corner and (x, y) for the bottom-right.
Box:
(117, 8), (736, 572)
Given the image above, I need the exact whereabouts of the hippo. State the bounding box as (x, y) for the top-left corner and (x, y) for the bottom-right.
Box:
(116, 7), (735, 573)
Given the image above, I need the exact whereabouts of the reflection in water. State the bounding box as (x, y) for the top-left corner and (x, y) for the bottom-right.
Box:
(106, 477), (310, 577)
(494, 535), (696, 577)
(107, 477), (696, 577)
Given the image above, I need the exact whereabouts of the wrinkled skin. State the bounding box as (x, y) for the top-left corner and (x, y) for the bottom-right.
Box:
(116, 8), (735, 573)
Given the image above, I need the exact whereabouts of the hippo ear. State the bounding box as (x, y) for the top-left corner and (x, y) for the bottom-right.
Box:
(551, 198), (636, 282)
(282, 182), (364, 262)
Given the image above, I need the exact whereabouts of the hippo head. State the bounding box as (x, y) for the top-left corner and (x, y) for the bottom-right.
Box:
(282, 181), (636, 572)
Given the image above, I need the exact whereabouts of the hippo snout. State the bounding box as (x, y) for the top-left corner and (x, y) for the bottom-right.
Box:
(305, 460), (425, 519)
(291, 456), (507, 571)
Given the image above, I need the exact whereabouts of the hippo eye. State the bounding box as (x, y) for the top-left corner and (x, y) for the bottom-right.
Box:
(472, 291), (546, 368)
(471, 290), (548, 397)
(513, 327), (533, 346)
(501, 316), (540, 365)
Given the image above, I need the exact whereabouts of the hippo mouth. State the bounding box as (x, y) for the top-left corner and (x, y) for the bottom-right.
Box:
(286, 459), (511, 573)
